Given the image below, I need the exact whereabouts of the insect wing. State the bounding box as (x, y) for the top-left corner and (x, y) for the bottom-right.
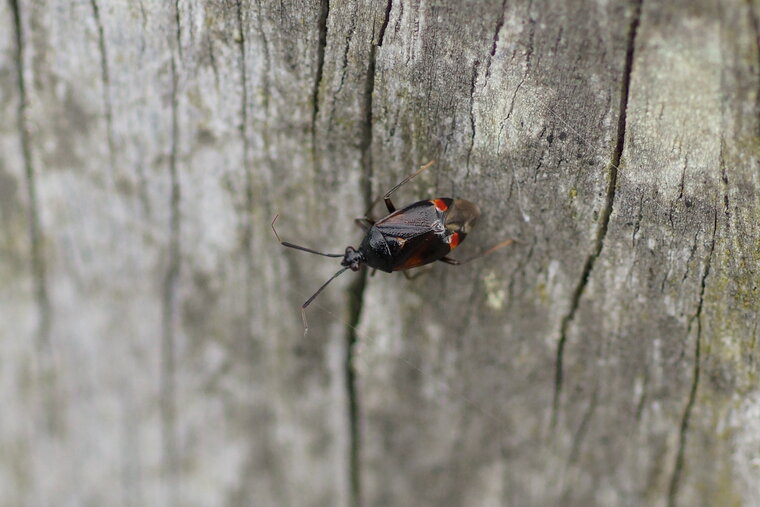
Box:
(390, 230), (451, 270)
(374, 200), (451, 270)
(374, 200), (440, 238)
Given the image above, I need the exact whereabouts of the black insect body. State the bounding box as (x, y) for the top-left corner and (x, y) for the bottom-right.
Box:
(272, 161), (514, 333)
(356, 197), (479, 273)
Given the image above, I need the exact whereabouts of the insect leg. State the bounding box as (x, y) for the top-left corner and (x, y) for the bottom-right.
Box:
(382, 160), (436, 213)
(354, 218), (374, 232)
(271, 215), (344, 258)
(300, 266), (351, 335)
(357, 160), (437, 218)
(440, 238), (517, 265)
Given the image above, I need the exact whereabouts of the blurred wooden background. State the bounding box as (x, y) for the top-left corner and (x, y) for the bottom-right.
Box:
(1, 0), (758, 505)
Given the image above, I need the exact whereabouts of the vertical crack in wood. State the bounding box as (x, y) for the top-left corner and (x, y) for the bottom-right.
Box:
(334, 7), (358, 98)
(677, 155), (687, 201)
(667, 207), (718, 507)
(490, 0), (507, 57)
(465, 61), (479, 175)
(551, 0), (642, 429)
(504, 18), (534, 121)
(9, 0), (50, 347)
(719, 141), (730, 222)
(345, 269), (367, 507)
(631, 193), (644, 246)
(208, 36), (220, 92)
(681, 232), (699, 284)
(345, 5), (392, 505)
(716, 0), (733, 225)
(90, 0), (116, 176)
(161, 4), (182, 501)
(174, 0), (183, 61)
(377, 0), (392, 46)
(311, 0), (329, 168)
(485, 0), (508, 80)
(10, 0), (57, 432)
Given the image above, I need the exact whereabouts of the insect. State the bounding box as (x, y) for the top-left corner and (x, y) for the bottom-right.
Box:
(272, 161), (515, 333)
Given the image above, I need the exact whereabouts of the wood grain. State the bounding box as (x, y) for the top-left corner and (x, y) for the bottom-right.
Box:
(0, 0), (757, 506)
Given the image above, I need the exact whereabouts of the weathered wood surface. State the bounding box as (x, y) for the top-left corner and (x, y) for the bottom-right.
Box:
(0, 0), (758, 506)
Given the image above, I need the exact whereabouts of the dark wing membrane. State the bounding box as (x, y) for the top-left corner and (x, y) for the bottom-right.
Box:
(391, 230), (451, 271)
(374, 200), (440, 240)
(372, 200), (451, 270)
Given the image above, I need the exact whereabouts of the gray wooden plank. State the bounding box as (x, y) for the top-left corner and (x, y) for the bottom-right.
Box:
(0, 1), (758, 506)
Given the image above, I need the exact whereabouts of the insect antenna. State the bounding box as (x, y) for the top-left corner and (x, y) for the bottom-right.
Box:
(362, 160), (436, 216)
(300, 266), (351, 335)
(382, 159), (436, 200)
(271, 214), (344, 258)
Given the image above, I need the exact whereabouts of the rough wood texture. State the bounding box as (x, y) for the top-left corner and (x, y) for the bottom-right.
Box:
(0, 0), (758, 506)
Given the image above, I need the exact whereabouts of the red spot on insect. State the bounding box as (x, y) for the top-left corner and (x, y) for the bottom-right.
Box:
(395, 252), (427, 270)
(433, 199), (448, 212)
(449, 232), (460, 249)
